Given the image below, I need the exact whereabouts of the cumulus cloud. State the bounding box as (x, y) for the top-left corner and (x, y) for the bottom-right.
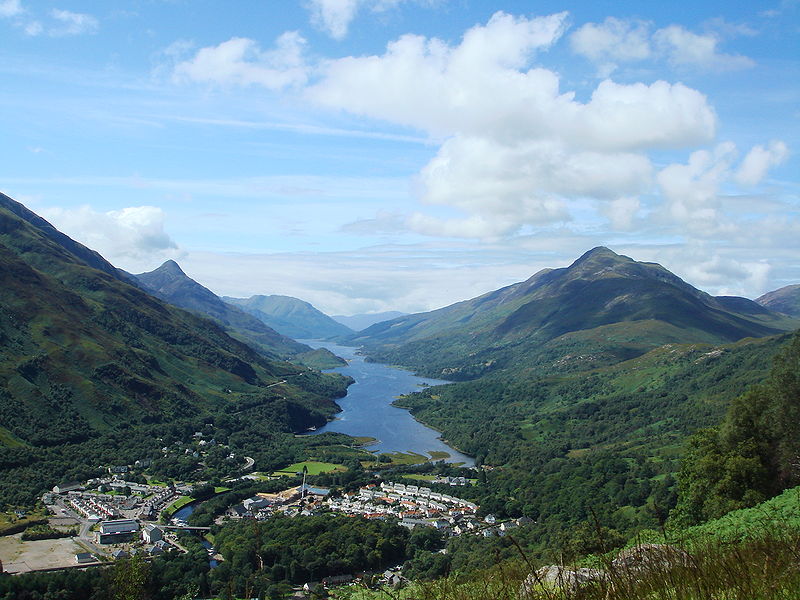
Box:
(675, 250), (771, 297)
(307, 12), (718, 237)
(570, 17), (650, 75)
(657, 140), (790, 236)
(309, 12), (570, 136)
(735, 140), (789, 185)
(571, 18), (755, 72)
(40, 205), (182, 271)
(657, 142), (738, 234)
(173, 32), (309, 89)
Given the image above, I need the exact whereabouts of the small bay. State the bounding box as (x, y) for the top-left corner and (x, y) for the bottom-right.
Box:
(301, 341), (474, 466)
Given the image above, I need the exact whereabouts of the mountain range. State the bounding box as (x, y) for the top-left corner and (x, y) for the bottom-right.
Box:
(332, 311), (408, 332)
(223, 294), (353, 340)
(0, 191), (348, 455)
(350, 247), (799, 379)
(134, 261), (344, 368)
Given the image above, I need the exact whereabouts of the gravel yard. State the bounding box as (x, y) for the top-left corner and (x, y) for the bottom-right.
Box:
(0, 534), (93, 574)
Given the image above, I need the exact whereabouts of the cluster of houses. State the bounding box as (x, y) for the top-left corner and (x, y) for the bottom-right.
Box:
(67, 495), (120, 521)
(96, 519), (172, 554)
(45, 478), (192, 522)
(324, 481), (481, 533)
(72, 520), (172, 565)
(139, 487), (182, 521)
(431, 475), (471, 486)
(225, 484), (332, 521)
(218, 480), (508, 540)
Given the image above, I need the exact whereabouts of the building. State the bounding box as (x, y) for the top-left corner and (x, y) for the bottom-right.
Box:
(75, 553), (95, 564)
(322, 574), (353, 586)
(97, 519), (139, 544)
(53, 481), (83, 494)
(142, 524), (163, 544)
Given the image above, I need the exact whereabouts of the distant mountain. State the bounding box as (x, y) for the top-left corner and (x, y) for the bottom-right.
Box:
(0, 192), (349, 500)
(351, 247), (799, 379)
(332, 311), (408, 332)
(134, 261), (343, 368)
(223, 295), (353, 340)
(756, 284), (800, 317)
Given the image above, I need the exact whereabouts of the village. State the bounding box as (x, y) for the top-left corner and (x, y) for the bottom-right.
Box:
(0, 461), (523, 589)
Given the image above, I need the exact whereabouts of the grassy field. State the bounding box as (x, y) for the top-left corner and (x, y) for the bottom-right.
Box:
(271, 461), (347, 477)
(402, 474), (439, 482)
(361, 451), (431, 468)
(163, 495), (194, 517)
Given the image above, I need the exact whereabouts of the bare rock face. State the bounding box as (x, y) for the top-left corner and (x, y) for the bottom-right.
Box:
(519, 545), (692, 598)
(520, 565), (606, 596)
(611, 543), (691, 573)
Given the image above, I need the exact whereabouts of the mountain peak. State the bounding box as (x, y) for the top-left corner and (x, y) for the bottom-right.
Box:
(155, 259), (186, 276)
(574, 246), (622, 263)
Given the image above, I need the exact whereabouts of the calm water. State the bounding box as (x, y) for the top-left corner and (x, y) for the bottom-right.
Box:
(302, 341), (474, 466)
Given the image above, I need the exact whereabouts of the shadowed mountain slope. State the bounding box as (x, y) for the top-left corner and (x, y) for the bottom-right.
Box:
(757, 284), (800, 317)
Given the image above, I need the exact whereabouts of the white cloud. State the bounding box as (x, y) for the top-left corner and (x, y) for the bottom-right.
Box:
(309, 11), (570, 137)
(306, 0), (435, 40)
(653, 25), (754, 70)
(572, 18), (755, 72)
(40, 205), (182, 271)
(604, 196), (641, 231)
(23, 20), (41, 35)
(657, 142), (738, 234)
(657, 139), (790, 235)
(566, 80), (716, 151)
(570, 17), (651, 75)
(679, 252), (771, 297)
(307, 0), (360, 40)
(410, 136), (651, 237)
(173, 32), (309, 89)
(734, 140), (789, 185)
(0, 0), (21, 18)
(49, 9), (98, 36)
(307, 12), (717, 237)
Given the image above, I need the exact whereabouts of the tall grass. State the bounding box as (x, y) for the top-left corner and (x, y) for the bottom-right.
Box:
(336, 530), (800, 600)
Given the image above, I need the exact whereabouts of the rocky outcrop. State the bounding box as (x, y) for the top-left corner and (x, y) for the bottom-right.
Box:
(520, 544), (691, 597)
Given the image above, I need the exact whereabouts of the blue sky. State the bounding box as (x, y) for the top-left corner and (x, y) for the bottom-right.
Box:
(1, 0), (798, 315)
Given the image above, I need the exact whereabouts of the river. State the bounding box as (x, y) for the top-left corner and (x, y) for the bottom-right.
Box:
(301, 341), (474, 466)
